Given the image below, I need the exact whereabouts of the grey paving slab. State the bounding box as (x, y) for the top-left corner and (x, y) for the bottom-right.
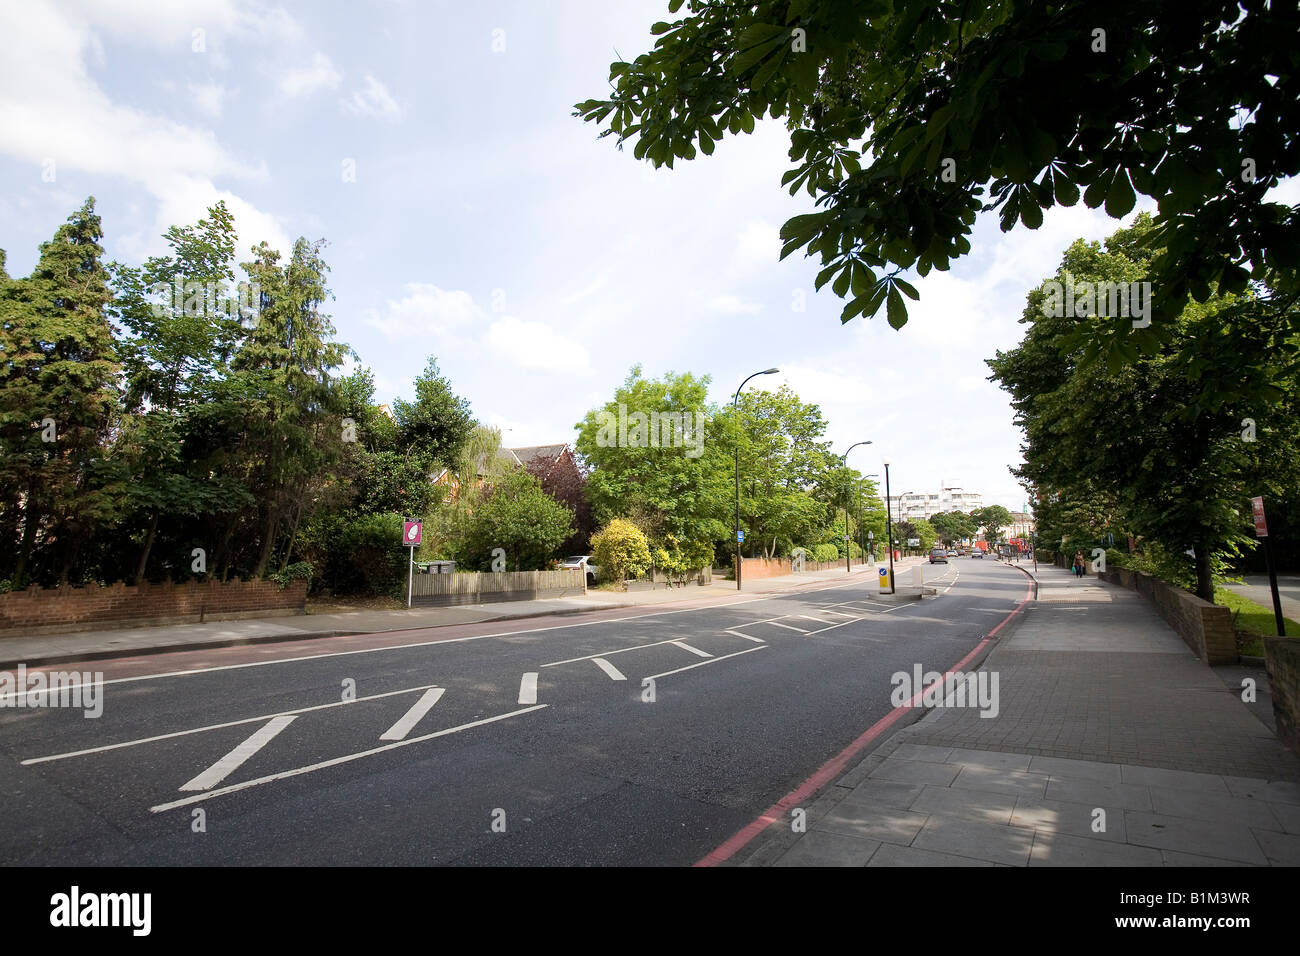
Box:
(1222, 776), (1300, 805)
(1124, 811), (1269, 865)
(950, 765), (1050, 799)
(1119, 765), (1231, 793)
(910, 785), (1017, 825)
(1027, 755), (1123, 783)
(1160, 850), (1259, 867)
(772, 830), (880, 867)
(1012, 796), (1128, 843)
(943, 748), (1033, 772)
(1044, 775), (1155, 812)
(1029, 832), (1163, 867)
(1146, 785), (1284, 831)
(840, 779), (927, 811)
(890, 743), (954, 764)
(869, 757), (961, 787)
(1251, 828), (1300, 866)
(911, 815), (1035, 866)
(866, 844), (998, 867)
(1265, 799), (1300, 835)
(812, 802), (929, 845)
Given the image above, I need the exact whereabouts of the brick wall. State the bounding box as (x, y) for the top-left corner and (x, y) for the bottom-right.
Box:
(1098, 568), (1236, 664)
(1264, 637), (1300, 756)
(740, 557), (857, 580)
(0, 579), (308, 635)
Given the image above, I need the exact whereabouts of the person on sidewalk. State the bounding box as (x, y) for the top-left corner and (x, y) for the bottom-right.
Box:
(1072, 549), (1086, 577)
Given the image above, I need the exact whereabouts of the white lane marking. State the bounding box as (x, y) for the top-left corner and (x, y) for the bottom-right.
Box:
(379, 687), (445, 741)
(591, 657), (626, 681)
(766, 621), (809, 633)
(726, 630), (766, 643)
(814, 609), (859, 619)
(544, 637), (701, 667)
(179, 715), (296, 791)
(151, 705), (547, 813)
(670, 641), (712, 658)
(645, 646), (768, 680)
(518, 672), (539, 704)
(21, 683), (447, 765)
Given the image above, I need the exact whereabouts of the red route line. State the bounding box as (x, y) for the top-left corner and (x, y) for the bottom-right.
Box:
(694, 572), (1034, 868)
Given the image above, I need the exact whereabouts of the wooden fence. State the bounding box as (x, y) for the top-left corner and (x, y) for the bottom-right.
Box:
(409, 569), (585, 606)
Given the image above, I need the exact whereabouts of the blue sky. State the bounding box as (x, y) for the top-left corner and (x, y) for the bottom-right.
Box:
(6, 0), (1264, 511)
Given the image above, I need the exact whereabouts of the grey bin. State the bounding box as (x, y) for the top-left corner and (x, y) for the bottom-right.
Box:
(417, 560), (456, 574)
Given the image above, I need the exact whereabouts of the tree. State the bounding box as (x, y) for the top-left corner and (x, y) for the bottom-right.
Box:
(392, 356), (474, 467)
(575, 366), (729, 558)
(576, 1), (1300, 346)
(930, 510), (977, 548)
(0, 198), (122, 585)
(971, 506), (1013, 547)
(988, 214), (1300, 599)
(455, 468), (574, 572)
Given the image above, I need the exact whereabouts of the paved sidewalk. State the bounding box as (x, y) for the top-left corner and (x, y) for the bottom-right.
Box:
(0, 559), (925, 668)
(744, 563), (1300, 867)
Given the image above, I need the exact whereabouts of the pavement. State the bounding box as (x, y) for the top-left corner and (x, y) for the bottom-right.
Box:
(739, 561), (1300, 867)
(0, 558), (929, 668)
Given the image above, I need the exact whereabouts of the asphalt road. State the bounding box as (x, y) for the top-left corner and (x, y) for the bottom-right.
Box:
(0, 558), (1031, 866)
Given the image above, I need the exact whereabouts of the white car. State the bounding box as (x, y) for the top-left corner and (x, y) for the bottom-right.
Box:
(558, 555), (600, 586)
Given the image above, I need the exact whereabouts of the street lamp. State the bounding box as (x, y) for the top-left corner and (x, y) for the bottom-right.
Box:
(883, 459), (895, 593)
(841, 442), (872, 572)
(734, 367), (779, 590)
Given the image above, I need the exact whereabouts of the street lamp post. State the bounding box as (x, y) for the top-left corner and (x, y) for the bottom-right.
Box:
(840, 442), (872, 573)
(883, 459), (896, 594)
(734, 368), (779, 590)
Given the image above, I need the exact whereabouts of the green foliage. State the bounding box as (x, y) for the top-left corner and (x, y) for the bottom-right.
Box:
(299, 512), (407, 596)
(930, 510), (977, 547)
(590, 518), (653, 583)
(811, 543), (840, 563)
(454, 468), (574, 571)
(270, 561), (313, 590)
(971, 505), (1013, 545)
(577, 1), (1300, 346)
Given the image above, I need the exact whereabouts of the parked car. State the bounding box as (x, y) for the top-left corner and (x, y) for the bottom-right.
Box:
(558, 555), (600, 586)
(946, 549), (959, 557)
(929, 547), (948, 564)
(970, 550), (984, 559)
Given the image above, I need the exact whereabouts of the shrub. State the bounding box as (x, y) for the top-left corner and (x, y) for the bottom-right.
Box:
(591, 519), (652, 583)
(299, 512), (408, 596)
(812, 543), (840, 563)
(269, 561), (313, 590)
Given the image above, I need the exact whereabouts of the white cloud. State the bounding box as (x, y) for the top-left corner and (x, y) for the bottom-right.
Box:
(341, 74), (402, 121)
(187, 81), (228, 118)
(733, 219), (779, 267)
(364, 283), (482, 340)
(484, 317), (591, 375)
(278, 52), (341, 98)
(707, 294), (762, 316)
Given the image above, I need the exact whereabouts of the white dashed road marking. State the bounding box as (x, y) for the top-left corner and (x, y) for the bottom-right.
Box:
(179, 715), (296, 791)
(379, 687), (445, 741)
(591, 657), (627, 681)
(670, 641), (713, 658)
(518, 672), (539, 705)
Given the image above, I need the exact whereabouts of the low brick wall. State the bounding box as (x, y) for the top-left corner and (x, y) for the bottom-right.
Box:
(0, 578), (308, 635)
(1264, 637), (1300, 757)
(740, 556), (858, 580)
(1097, 568), (1236, 664)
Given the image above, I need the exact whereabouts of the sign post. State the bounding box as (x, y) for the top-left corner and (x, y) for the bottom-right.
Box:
(403, 519), (422, 608)
(1252, 496), (1286, 637)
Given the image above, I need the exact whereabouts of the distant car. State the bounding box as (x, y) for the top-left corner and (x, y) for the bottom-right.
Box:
(970, 550), (984, 559)
(947, 550), (959, 557)
(558, 555), (600, 586)
(929, 548), (948, 564)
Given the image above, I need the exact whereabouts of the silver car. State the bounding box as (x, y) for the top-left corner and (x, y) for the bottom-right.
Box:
(558, 555), (600, 586)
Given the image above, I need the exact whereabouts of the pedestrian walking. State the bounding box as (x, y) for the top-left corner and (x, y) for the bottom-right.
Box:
(1072, 549), (1086, 578)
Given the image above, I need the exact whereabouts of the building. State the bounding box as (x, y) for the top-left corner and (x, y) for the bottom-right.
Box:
(1002, 511), (1037, 546)
(886, 484), (984, 523)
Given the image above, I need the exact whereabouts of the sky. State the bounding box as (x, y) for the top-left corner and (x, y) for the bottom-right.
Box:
(3, 0), (1256, 512)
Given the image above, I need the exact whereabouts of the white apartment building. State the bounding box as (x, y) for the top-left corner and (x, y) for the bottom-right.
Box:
(886, 485), (984, 523)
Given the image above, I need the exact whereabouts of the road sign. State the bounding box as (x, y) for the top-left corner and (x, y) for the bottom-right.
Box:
(1252, 496), (1268, 537)
(737, 530), (744, 543)
(403, 520), (422, 546)
(907, 538), (920, 547)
